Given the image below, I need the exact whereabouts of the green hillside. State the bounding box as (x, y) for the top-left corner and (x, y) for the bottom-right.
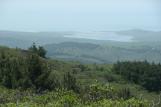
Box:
(0, 45), (161, 107)
(0, 30), (161, 48)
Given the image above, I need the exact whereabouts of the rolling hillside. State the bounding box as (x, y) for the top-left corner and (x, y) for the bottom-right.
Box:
(0, 29), (161, 48)
(44, 42), (161, 64)
(0, 30), (161, 63)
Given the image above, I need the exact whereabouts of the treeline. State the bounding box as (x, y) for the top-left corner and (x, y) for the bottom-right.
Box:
(113, 61), (161, 92)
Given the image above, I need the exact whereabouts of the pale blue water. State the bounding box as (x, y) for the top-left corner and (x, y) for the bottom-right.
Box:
(64, 31), (133, 42)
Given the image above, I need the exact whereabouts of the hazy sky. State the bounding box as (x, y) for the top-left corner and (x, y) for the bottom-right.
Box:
(0, 0), (161, 31)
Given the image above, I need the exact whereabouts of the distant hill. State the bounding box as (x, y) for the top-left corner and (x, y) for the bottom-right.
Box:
(1, 30), (161, 63)
(44, 42), (161, 64)
(116, 29), (161, 42)
(0, 31), (67, 48)
(0, 31), (108, 48)
(0, 30), (161, 49)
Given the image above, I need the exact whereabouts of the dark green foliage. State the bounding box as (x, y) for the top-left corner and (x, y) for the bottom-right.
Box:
(117, 88), (132, 100)
(28, 43), (38, 53)
(0, 50), (29, 89)
(77, 64), (87, 72)
(63, 72), (79, 93)
(27, 54), (50, 90)
(0, 47), (81, 92)
(113, 61), (161, 92)
(45, 71), (60, 90)
(104, 73), (119, 82)
(28, 43), (46, 58)
(38, 46), (47, 58)
(0, 47), (56, 90)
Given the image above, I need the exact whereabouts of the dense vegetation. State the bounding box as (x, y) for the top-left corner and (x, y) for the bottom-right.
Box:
(0, 45), (161, 107)
(113, 61), (161, 92)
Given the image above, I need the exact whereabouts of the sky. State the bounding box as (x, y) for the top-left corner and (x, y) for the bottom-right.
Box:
(0, 0), (161, 32)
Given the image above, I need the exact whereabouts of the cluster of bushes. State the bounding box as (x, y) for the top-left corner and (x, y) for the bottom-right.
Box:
(0, 85), (150, 107)
(113, 61), (161, 92)
(0, 47), (78, 92)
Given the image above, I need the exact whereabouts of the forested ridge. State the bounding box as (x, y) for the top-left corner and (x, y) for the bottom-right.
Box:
(44, 42), (161, 64)
(0, 44), (161, 107)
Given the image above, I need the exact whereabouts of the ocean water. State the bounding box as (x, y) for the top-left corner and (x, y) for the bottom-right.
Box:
(64, 31), (133, 42)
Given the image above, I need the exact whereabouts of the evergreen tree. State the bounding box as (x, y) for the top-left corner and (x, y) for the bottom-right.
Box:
(28, 43), (47, 58)
(38, 46), (46, 58)
(28, 43), (38, 53)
